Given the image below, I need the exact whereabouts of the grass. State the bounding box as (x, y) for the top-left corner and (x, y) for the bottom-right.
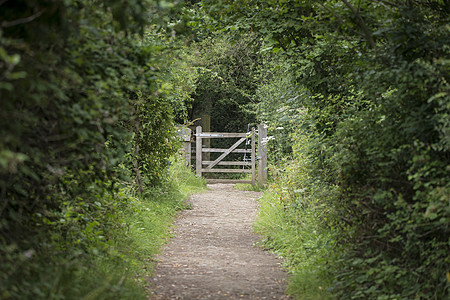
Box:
(234, 182), (265, 192)
(237, 172), (334, 299)
(99, 156), (206, 297)
(254, 189), (338, 300)
(39, 155), (206, 300)
(232, 173), (266, 192)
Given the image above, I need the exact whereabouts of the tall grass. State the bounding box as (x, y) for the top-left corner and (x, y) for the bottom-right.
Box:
(254, 156), (341, 299)
(86, 155), (206, 299)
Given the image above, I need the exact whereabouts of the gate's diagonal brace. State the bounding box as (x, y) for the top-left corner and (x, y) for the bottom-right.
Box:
(205, 137), (246, 170)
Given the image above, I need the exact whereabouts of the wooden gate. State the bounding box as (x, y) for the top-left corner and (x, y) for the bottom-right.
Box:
(192, 125), (267, 186)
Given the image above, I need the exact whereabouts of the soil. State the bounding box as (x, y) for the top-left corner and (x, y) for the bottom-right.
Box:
(148, 183), (291, 300)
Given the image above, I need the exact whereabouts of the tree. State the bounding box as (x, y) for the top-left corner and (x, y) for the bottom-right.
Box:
(188, 33), (262, 132)
(195, 0), (450, 298)
(0, 0), (189, 297)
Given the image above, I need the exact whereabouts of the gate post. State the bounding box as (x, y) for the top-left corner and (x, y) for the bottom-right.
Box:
(201, 114), (211, 162)
(251, 127), (256, 186)
(196, 126), (202, 177)
(258, 124), (268, 186)
(180, 127), (191, 167)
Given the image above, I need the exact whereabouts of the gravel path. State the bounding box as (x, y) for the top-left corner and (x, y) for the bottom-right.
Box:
(148, 183), (290, 300)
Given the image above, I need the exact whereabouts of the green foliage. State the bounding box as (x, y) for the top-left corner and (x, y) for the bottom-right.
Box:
(0, 0), (199, 298)
(197, 0), (450, 299)
(166, 155), (207, 195)
(234, 182), (265, 192)
(117, 155), (206, 280)
(2, 0), (449, 298)
(130, 90), (180, 186)
(0, 152), (204, 299)
(255, 147), (340, 299)
(250, 56), (300, 161)
(189, 33), (261, 132)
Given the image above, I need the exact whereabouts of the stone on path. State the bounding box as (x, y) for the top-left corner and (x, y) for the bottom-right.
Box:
(149, 184), (290, 300)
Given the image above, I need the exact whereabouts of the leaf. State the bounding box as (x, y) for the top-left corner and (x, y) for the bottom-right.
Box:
(279, 116), (291, 122)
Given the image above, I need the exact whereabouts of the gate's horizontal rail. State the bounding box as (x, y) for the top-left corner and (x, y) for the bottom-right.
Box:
(193, 148), (251, 153)
(202, 161), (251, 166)
(195, 132), (248, 138)
(201, 168), (252, 173)
(194, 125), (260, 186)
(206, 179), (252, 184)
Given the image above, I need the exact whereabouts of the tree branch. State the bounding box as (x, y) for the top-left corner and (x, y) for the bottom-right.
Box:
(1, 10), (44, 28)
(133, 116), (144, 194)
(378, 0), (399, 8)
(275, 37), (287, 52)
(315, 2), (363, 38)
(341, 0), (376, 48)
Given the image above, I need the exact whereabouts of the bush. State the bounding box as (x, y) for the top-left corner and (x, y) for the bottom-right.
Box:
(0, 1), (196, 298)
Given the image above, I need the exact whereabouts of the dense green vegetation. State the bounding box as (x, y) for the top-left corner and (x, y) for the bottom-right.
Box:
(1, 0), (204, 298)
(188, 33), (261, 132)
(193, 0), (449, 299)
(2, 0), (449, 299)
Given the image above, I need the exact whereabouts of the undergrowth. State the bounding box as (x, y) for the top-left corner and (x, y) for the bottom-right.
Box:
(86, 156), (205, 299)
(254, 141), (341, 299)
(255, 189), (337, 300)
(1, 156), (205, 299)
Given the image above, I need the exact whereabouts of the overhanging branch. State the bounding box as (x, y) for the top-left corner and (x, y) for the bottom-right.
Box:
(341, 0), (376, 48)
(1, 10), (44, 28)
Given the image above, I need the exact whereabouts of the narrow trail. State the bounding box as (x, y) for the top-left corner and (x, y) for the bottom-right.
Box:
(148, 183), (290, 300)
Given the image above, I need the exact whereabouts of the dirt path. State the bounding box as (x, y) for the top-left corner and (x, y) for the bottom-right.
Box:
(148, 183), (290, 300)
